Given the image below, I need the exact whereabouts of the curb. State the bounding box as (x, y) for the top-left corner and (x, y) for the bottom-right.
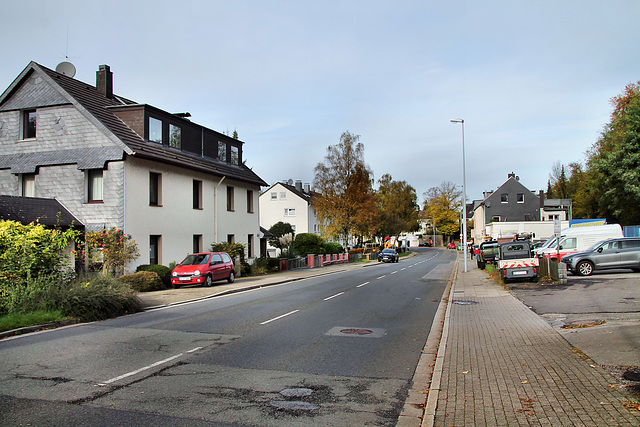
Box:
(397, 253), (459, 426)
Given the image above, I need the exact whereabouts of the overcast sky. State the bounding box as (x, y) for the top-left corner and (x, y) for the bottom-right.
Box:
(2, 0), (639, 203)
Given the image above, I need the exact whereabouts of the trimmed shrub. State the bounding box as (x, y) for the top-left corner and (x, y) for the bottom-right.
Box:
(136, 264), (172, 288)
(292, 233), (325, 257)
(0, 273), (66, 315)
(118, 271), (164, 292)
(323, 242), (344, 254)
(62, 275), (142, 322)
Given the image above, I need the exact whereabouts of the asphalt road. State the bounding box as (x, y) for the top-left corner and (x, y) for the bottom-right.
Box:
(0, 248), (455, 426)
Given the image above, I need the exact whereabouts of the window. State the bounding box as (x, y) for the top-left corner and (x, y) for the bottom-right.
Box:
(169, 124), (181, 149)
(270, 192), (277, 200)
(193, 180), (202, 209)
(284, 208), (296, 217)
(150, 172), (162, 206)
(210, 253), (223, 264)
(560, 237), (577, 250)
(23, 110), (37, 139)
(227, 234), (235, 244)
(193, 234), (203, 253)
(247, 190), (254, 213)
(230, 146), (239, 165)
(149, 235), (161, 265)
(517, 193), (524, 203)
(22, 174), (35, 197)
(218, 141), (227, 161)
(226, 186), (235, 211)
(279, 192), (286, 200)
(149, 117), (163, 143)
(622, 239), (640, 249)
(500, 193), (508, 203)
(491, 215), (501, 222)
(248, 234), (254, 258)
(88, 169), (104, 203)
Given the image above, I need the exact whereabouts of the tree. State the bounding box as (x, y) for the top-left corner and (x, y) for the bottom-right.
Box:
(423, 182), (462, 239)
(377, 174), (420, 242)
(268, 221), (294, 251)
(292, 233), (325, 257)
(588, 82), (640, 225)
(85, 228), (139, 277)
(312, 131), (378, 246)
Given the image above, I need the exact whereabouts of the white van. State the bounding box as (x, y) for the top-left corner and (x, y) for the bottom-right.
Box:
(538, 224), (623, 261)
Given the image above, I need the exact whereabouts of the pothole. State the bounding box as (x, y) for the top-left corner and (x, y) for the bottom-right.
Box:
(325, 326), (387, 338)
(280, 388), (313, 397)
(561, 319), (605, 329)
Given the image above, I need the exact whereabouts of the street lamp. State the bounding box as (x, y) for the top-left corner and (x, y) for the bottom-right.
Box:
(450, 118), (467, 273)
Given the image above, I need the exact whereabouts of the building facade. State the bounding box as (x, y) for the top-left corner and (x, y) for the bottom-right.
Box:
(0, 62), (267, 270)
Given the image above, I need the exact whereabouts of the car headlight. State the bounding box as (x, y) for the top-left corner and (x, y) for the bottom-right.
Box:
(194, 270), (200, 276)
(172, 271), (177, 276)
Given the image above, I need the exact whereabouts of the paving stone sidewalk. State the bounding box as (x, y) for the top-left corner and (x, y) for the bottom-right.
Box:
(430, 257), (639, 426)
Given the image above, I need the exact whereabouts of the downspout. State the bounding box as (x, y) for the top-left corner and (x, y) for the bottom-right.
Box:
(214, 176), (226, 242)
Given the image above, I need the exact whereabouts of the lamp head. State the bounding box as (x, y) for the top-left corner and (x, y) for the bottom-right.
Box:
(450, 118), (464, 124)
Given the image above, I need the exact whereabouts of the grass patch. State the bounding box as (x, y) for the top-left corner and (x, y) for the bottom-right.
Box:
(0, 310), (66, 333)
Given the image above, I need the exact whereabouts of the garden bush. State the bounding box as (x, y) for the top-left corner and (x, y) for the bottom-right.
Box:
(323, 241), (344, 254)
(292, 233), (325, 257)
(118, 271), (164, 292)
(136, 264), (172, 288)
(62, 275), (141, 322)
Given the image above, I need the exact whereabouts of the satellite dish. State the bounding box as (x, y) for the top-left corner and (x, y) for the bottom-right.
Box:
(56, 61), (76, 77)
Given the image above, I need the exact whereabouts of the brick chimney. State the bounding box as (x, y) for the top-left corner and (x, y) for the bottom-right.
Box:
(96, 65), (113, 98)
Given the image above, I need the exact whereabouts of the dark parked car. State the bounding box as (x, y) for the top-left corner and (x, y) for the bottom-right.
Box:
(561, 237), (640, 276)
(378, 248), (399, 263)
(171, 252), (235, 287)
(477, 240), (499, 269)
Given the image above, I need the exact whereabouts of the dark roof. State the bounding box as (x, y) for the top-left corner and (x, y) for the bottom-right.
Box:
(0, 195), (83, 228)
(264, 182), (318, 202)
(1, 62), (266, 186)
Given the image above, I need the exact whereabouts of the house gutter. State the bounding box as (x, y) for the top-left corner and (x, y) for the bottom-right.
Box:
(214, 176), (226, 243)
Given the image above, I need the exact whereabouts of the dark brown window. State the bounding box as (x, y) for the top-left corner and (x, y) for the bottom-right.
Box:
(150, 235), (161, 265)
(247, 190), (254, 213)
(150, 172), (162, 206)
(227, 186), (234, 211)
(193, 234), (203, 253)
(23, 110), (37, 139)
(88, 170), (104, 202)
(193, 180), (203, 209)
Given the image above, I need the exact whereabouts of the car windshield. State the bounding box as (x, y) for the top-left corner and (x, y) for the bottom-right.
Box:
(180, 254), (210, 265)
(585, 242), (604, 252)
(382, 249), (395, 254)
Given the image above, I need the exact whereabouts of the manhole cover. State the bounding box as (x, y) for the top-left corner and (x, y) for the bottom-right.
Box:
(270, 401), (319, 411)
(453, 300), (478, 305)
(325, 326), (387, 338)
(340, 328), (373, 335)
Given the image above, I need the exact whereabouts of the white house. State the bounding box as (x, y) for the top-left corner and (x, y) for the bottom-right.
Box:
(259, 180), (320, 256)
(0, 61), (267, 271)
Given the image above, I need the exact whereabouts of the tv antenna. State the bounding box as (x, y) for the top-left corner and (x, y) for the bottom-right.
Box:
(55, 27), (76, 77)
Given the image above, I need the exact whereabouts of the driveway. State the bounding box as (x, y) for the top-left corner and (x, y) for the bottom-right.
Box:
(507, 270), (640, 369)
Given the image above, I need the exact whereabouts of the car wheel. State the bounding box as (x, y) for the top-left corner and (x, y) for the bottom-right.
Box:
(204, 274), (213, 287)
(173, 282), (181, 289)
(227, 271), (235, 283)
(576, 260), (594, 276)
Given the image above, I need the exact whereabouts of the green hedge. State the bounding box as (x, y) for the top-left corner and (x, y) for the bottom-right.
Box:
(136, 264), (172, 288)
(118, 271), (165, 292)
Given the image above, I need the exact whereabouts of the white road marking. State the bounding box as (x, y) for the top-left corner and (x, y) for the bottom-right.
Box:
(97, 352), (189, 386)
(260, 310), (300, 325)
(390, 271), (398, 275)
(376, 275), (386, 280)
(357, 281), (370, 288)
(324, 292), (345, 301)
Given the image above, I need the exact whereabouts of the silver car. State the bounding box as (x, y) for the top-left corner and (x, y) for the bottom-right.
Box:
(561, 237), (640, 276)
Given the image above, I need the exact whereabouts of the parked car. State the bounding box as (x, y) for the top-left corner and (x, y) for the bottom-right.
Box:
(171, 252), (235, 288)
(378, 248), (399, 263)
(561, 237), (640, 276)
(537, 224), (623, 261)
(447, 242), (456, 249)
(497, 240), (539, 282)
(477, 240), (499, 269)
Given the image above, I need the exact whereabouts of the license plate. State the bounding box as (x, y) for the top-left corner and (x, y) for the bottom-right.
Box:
(512, 271), (527, 276)
(179, 277), (190, 281)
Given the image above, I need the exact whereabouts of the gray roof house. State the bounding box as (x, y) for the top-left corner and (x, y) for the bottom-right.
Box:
(0, 61), (267, 269)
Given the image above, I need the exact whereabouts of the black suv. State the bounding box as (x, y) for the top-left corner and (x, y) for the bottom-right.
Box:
(477, 240), (499, 269)
(561, 237), (640, 276)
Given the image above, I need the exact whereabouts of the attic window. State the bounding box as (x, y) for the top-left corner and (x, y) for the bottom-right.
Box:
(23, 110), (37, 139)
(230, 146), (239, 165)
(501, 193), (508, 203)
(169, 124), (181, 149)
(517, 193), (524, 203)
(218, 142), (227, 161)
(149, 117), (162, 143)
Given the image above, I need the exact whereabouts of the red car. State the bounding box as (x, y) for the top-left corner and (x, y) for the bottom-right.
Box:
(171, 252), (235, 288)
(447, 243), (456, 249)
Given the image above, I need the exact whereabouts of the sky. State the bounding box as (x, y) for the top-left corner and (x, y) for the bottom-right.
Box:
(2, 0), (639, 204)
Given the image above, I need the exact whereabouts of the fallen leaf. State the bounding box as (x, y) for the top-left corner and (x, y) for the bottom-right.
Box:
(521, 380), (529, 384)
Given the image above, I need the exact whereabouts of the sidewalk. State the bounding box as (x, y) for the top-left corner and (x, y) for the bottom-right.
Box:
(426, 255), (639, 426)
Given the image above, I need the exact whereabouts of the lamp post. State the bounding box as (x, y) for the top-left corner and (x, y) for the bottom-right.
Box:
(450, 118), (467, 273)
